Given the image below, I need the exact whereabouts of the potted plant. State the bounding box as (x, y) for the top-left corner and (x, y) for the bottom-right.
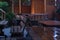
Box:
(6, 12), (15, 26)
(6, 12), (15, 21)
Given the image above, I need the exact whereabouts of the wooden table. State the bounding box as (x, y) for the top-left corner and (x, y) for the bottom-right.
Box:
(40, 20), (60, 27)
(39, 20), (60, 40)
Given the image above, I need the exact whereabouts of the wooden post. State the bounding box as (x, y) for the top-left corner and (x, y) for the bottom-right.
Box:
(31, 0), (34, 14)
(44, 0), (46, 13)
(55, 0), (57, 6)
(12, 0), (14, 13)
(19, 0), (21, 14)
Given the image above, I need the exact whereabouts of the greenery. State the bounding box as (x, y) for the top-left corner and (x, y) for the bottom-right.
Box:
(0, 2), (8, 7)
(6, 12), (15, 21)
(0, 1), (15, 21)
(0, 1), (15, 26)
(0, 2), (9, 12)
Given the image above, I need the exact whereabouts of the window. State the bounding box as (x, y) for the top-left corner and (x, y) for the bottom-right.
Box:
(47, 0), (55, 5)
(21, 0), (31, 6)
(14, 0), (19, 6)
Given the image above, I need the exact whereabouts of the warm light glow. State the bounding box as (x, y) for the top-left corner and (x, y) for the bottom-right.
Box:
(31, 7), (34, 14)
(31, 0), (34, 14)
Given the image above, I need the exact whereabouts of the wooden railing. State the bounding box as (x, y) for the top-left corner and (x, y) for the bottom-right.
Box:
(30, 14), (48, 21)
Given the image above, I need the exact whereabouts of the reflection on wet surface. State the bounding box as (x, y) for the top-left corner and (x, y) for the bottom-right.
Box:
(31, 26), (60, 40)
(54, 27), (60, 40)
(0, 26), (60, 40)
(0, 26), (32, 40)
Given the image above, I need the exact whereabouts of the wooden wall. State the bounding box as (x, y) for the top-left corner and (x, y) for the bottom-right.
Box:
(21, 6), (31, 14)
(13, 0), (19, 15)
(31, 0), (56, 20)
(13, 0), (56, 16)
(31, 0), (44, 14)
(46, 0), (56, 19)
(14, 6), (19, 14)
(46, 5), (56, 19)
